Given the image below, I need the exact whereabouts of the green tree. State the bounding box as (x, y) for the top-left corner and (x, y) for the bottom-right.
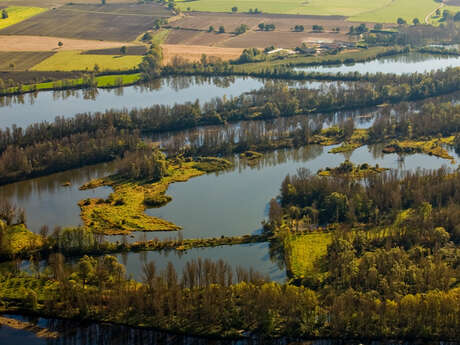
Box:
(231, 6), (238, 13)
(397, 17), (407, 25)
(1, 9), (8, 19)
(218, 25), (225, 33)
(120, 45), (127, 54)
(412, 18), (420, 25)
(58, 41), (63, 48)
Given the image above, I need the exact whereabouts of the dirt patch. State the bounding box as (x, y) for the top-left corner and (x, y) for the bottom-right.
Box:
(0, 70), (84, 83)
(161, 44), (243, 64)
(0, 35), (139, 52)
(0, 51), (55, 70)
(0, 3), (172, 41)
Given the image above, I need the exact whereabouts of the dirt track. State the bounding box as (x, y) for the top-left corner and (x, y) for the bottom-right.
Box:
(0, 35), (137, 51)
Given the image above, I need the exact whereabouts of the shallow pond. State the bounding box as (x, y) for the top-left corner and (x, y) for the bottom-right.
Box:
(0, 76), (332, 129)
(295, 52), (460, 75)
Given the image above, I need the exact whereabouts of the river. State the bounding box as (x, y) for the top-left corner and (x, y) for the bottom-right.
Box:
(295, 51), (460, 75)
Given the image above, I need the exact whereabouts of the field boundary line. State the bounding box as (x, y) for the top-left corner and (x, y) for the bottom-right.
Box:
(425, 2), (444, 24)
(58, 8), (165, 17)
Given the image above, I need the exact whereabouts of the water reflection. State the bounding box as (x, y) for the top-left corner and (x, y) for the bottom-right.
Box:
(295, 52), (460, 75)
(0, 162), (116, 233)
(0, 314), (457, 345)
(0, 76), (334, 129)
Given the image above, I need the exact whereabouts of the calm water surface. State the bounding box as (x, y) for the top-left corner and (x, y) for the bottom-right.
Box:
(0, 76), (330, 129)
(295, 52), (460, 75)
(0, 314), (456, 345)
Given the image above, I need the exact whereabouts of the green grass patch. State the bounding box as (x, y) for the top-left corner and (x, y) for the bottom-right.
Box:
(79, 158), (232, 235)
(287, 232), (332, 278)
(349, 0), (438, 23)
(0, 6), (47, 30)
(0, 223), (43, 256)
(2, 73), (141, 95)
(151, 29), (170, 45)
(176, 0), (390, 16)
(31, 51), (143, 72)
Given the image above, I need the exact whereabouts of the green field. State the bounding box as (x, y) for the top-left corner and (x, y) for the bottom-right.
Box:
(350, 0), (439, 23)
(1, 73), (141, 95)
(0, 6), (47, 30)
(176, 0), (391, 16)
(176, 0), (439, 23)
(31, 51), (143, 72)
(287, 232), (332, 278)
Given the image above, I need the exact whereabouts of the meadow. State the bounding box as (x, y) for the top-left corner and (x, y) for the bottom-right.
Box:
(0, 6), (46, 30)
(176, 0), (440, 24)
(287, 232), (332, 278)
(176, 0), (389, 16)
(31, 51), (142, 72)
(349, 0), (440, 23)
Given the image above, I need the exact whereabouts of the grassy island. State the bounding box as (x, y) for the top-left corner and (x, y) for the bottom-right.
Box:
(318, 161), (388, 178)
(79, 154), (232, 235)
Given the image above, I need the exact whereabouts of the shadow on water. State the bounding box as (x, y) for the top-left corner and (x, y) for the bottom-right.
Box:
(0, 315), (457, 345)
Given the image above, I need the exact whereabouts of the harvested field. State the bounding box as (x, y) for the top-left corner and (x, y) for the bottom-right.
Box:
(0, 51), (55, 71)
(0, 70), (84, 84)
(83, 46), (148, 55)
(0, 35), (138, 51)
(0, 3), (172, 41)
(161, 44), (243, 64)
(165, 30), (234, 46)
(0, 0), (138, 8)
(165, 12), (363, 48)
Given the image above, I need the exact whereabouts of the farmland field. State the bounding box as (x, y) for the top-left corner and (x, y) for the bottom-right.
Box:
(31, 51), (143, 71)
(176, 0), (440, 24)
(0, 35), (138, 52)
(0, 51), (54, 70)
(0, 6), (47, 30)
(176, 0), (390, 16)
(0, 3), (172, 41)
(161, 44), (243, 63)
(165, 12), (357, 48)
(349, 0), (439, 23)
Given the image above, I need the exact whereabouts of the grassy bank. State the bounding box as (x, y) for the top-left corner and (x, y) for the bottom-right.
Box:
(79, 157), (232, 235)
(1, 73), (141, 96)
